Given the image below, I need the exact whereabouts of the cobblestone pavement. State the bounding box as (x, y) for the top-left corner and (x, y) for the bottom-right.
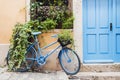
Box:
(0, 67), (69, 80)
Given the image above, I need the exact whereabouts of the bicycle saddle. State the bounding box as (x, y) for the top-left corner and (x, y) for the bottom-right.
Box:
(32, 32), (42, 36)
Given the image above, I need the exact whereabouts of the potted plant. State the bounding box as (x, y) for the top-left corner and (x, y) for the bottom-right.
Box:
(58, 30), (73, 47)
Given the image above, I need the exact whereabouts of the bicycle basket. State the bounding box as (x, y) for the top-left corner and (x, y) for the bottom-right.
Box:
(58, 38), (71, 47)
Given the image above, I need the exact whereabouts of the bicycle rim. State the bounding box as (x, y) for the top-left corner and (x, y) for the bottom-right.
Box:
(59, 48), (80, 75)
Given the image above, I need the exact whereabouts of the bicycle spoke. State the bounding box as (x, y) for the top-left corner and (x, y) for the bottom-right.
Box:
(59, 47), (81, 75)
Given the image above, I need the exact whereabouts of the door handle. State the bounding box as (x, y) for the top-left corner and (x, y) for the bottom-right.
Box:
(110, 23), (112, 31)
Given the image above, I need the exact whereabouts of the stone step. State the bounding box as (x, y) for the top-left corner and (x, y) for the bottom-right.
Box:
(80, 64), (120, 72)
(69, 72), (120, 80)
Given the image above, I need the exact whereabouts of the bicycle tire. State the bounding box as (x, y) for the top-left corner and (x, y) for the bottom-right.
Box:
(58, 47), (81, 75)
(6, 52), (10, 66)
(6, 47), (36, 72)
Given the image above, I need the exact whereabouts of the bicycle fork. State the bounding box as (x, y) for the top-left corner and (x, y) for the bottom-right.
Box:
(62, 49), (71, 63)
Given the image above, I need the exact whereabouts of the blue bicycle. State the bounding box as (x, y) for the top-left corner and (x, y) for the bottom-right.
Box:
(7, 32), (81, 75)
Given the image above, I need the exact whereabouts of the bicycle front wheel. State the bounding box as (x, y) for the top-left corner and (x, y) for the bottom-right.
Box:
(59, 47), (81, 75)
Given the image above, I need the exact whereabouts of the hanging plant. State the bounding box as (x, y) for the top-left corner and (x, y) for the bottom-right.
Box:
(8, 20), (43, 70)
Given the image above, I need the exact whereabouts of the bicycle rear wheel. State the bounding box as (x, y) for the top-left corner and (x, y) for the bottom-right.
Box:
(59, 47), (81, 75)
(6, 47), (36, 72)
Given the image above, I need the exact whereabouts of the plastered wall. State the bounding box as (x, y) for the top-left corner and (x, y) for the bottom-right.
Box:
(0, 0), (26, 66)
(0, 0), (26, 44)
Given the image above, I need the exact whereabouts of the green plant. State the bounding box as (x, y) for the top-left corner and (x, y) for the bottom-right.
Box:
(8, 20), (44, 71)
(8, 23), (31, 70)
(62, 15), (74, 29)
(40, 18), (57, 32)
(30, 0), (74, 29)
(58, 30), (73, 46)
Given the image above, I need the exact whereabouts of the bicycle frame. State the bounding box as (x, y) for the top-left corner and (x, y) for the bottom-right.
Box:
(28, 38), (61, 61)
(41, 41), (61, 59)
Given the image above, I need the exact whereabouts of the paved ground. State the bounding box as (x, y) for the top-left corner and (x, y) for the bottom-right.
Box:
(69, 72), (120, 80)
(2, 67), (120, 80)
(0, 67), (69, 80)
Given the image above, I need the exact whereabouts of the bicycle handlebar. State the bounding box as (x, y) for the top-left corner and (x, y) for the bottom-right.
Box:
(51, 34), (58, 38)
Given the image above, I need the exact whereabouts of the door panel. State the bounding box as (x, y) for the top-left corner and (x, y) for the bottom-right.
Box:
(87, 0), (96, 29)
(116, 35), (120, 53)
(83, 0), (113, 63)
(99, 0), (109, 28)
(116, 0), (120, 28)
(99, 34), (109, 54)
(87, 34), (96, 54)
(113, 0), (120, 62)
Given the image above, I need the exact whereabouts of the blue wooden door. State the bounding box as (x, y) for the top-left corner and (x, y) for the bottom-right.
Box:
(83, 0), (113, 63)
